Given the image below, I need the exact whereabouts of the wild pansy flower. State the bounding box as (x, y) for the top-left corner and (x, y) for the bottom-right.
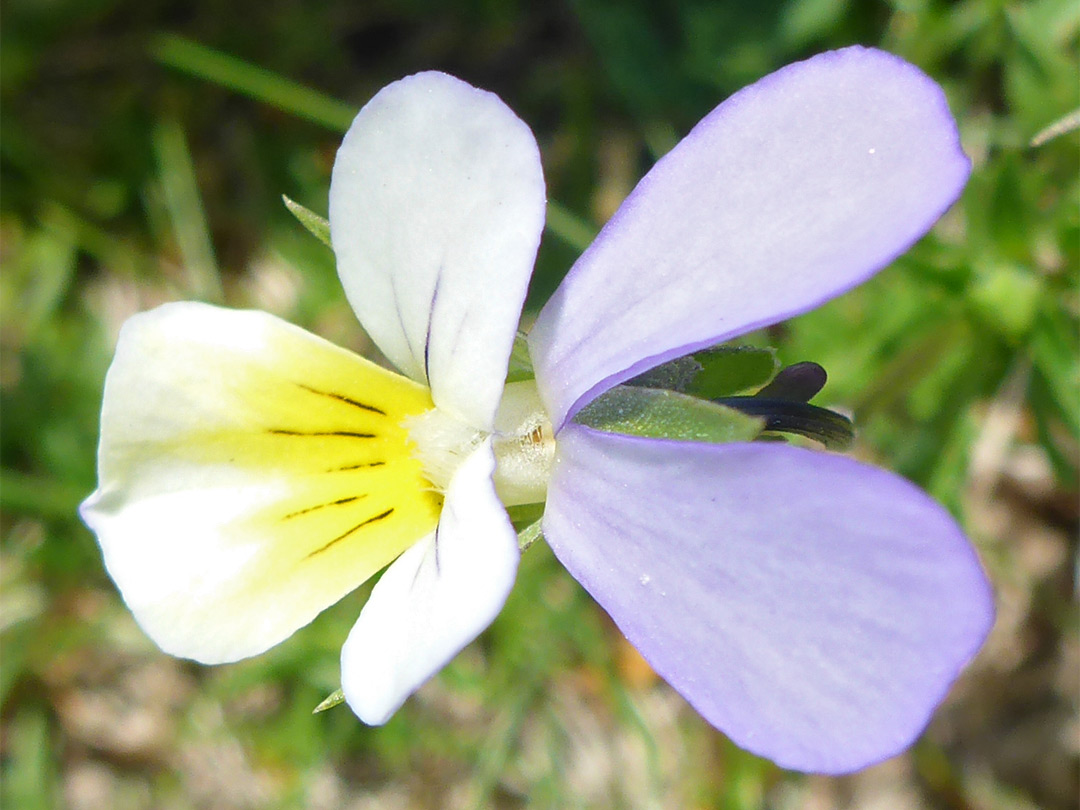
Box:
(81, 46), (993, 774)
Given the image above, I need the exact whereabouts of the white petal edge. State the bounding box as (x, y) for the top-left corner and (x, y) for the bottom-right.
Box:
(329, 71), (546, 431)
(340, 438), (519, 724)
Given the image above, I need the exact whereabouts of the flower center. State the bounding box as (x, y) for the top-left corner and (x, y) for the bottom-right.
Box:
(490, 380), (555, 507)
(404, 379), (554, 508)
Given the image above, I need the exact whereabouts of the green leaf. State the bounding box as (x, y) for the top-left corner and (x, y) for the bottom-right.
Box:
(2, 710), (53, 810)
(283, 195), (331, 247)
(967, 261), (1042, 341)
(1031, 372), (1078, 485)
(154, 118), (223, 302)
(506, 332), (534, 383)
(545, 200), (597, 253)
(688, 345), (779, 398)
(576, 385), (763, 444)
(1031, 308), (1080, 436)
(1030, 107), (1080, 147)
(312, 688), (345, 713)
(0, 469), (86, 522)
(152, 34), (357, 132)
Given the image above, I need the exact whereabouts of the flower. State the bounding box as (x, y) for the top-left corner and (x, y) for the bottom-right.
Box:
(81, 46), (993, 774)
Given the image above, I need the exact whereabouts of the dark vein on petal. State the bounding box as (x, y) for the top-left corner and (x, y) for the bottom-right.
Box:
(423, 269), (443, 387)
(390, 274), (420, 375)
(411, 522), (439, 589)
(432, 499), (454, 576)
(305, 508), (395, 559)
(283, 495), (366, 520)
(330, 461), (387, 472)
(268, 429), (376, 439)
(297, 383), (386, 415)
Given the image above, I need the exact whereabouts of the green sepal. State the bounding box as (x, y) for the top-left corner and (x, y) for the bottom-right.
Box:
(506, 502), (545, 551)
(576, 385), (764, 444)
(686, 345), (779, 398)
(627, 355), (701, 392)
(283, 195), (331, 247)
(312, 689), (345, 713)
(516, 520), (544, 552)
(629, 345), (779, 399)
(506, 332), (534, 383)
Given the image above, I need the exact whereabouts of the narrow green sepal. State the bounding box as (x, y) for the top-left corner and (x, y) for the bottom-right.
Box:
(506, 502), (545, 551)
(506, 332), (534, 383)
(312, 688), (345, 713)
(283, 195), (332, 247)
(686, 345), (779, 398)
(516, 519), (544, 552)
(629, 345), (779, 398)
(627, 355), (702, 392)
(576, 385), (764, 444)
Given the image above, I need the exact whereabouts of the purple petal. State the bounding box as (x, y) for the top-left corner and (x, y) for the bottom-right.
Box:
(529, 47), (970, 428)
(544, 425), (993, 773)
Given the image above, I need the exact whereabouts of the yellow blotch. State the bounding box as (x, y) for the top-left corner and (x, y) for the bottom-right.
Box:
(125, 322), (442, 597)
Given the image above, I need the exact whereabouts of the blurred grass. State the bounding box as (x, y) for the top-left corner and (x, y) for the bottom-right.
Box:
(2, 0), (1078, 808)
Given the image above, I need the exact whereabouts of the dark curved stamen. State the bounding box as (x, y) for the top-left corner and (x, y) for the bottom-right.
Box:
(715, 397), (854, 449)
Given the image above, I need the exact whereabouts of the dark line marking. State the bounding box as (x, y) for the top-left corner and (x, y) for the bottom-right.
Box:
(390, 274), (420, 376)
(433, 521), (442, 575)
(283, 495), (365, 520)
(330, 461), (387, 472)
(268, 429), (376, 439)
(297, 384), (386, 416)
(423, 270), (443, 384)
(305, 508), (395, 559)
(410, 522), (439, 590)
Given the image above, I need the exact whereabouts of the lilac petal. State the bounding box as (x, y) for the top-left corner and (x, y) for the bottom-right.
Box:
(544, 424), (993, 773)
(529, 47), (970, 428)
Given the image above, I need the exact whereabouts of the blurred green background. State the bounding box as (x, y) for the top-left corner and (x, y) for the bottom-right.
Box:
(2, 0), (1077, 808)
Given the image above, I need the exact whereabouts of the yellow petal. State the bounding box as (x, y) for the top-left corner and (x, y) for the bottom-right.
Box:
(81, 302), (441, 664)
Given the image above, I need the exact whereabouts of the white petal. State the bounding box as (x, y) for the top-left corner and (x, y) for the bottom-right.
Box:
(329, 72), (546, 430)
(340, 439), (518, 724)
(81, 302), (441, 664)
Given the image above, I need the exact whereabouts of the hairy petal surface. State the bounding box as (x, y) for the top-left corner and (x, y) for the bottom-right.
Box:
(80, 302), (441, 664)
(529, 47), (971, 427)
(330, 71), (546, 430)
(341, 439), (519, 724)
(544, 424), (994, 773)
